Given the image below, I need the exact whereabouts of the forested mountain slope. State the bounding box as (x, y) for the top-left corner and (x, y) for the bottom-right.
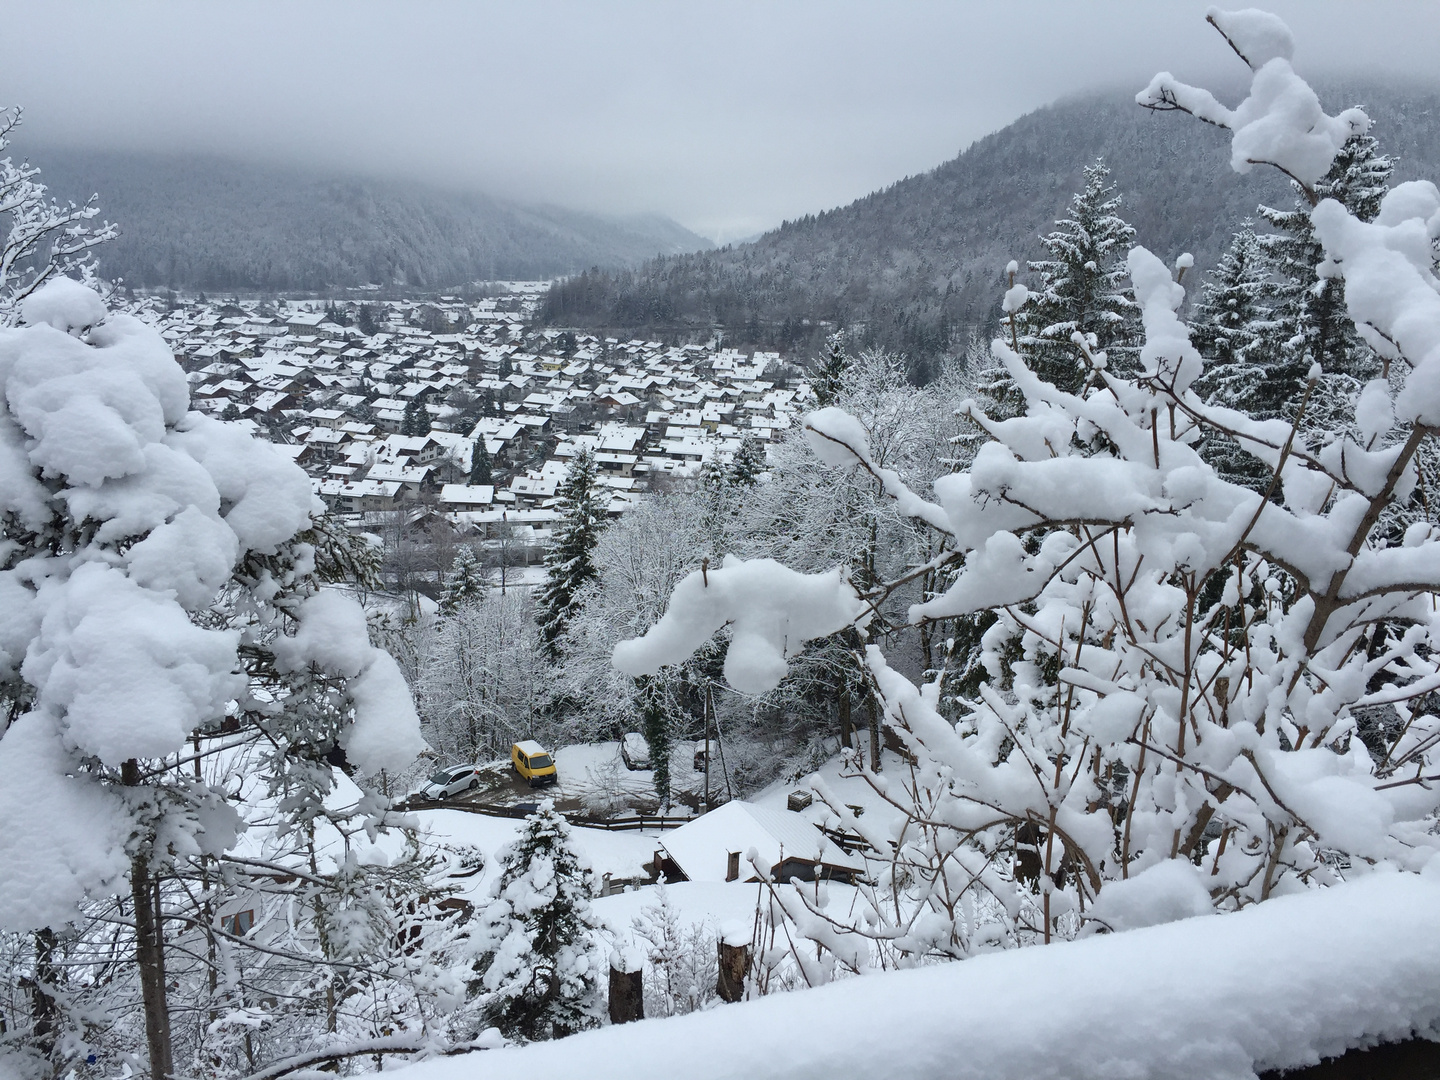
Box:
(543, 81), (1440, 371)
(26, 148), (713, 292)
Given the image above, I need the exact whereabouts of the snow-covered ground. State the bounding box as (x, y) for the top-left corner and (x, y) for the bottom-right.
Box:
(751, 748), (911, 833)
(430, 739), (725, 815)
(386, 872), (1440, 1080)
(408, 807), (660, 902)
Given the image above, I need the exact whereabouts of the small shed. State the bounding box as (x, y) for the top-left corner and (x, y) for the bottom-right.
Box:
(658, 801), (864, 885)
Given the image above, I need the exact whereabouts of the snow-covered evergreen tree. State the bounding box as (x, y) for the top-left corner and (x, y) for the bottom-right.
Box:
(440, 545), (487, 614)
(476, 802), (603, 1042)
(470, 436), (493, 485)
(1256, 127), (1393, 386)
(1191, 225), (1272, 375)
(1191, 226), (1276, 487)
(728, 433), (766, 486)
(639, 676), (675, 808)
(401, 397), (427, 436)
(537, 449), (605, 656)
(1017, 158), (1139, 391)
(812, 331), (849, 407)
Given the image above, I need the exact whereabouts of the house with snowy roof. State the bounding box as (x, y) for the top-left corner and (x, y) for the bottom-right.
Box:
(655, 801), (864, 885)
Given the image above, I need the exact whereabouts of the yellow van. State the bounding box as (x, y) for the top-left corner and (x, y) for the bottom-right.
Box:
(511, 740), (558, 787)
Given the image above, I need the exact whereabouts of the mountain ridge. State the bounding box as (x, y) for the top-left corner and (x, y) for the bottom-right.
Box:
(541, 79), (1440, 374)
(22, 146), (714, 293)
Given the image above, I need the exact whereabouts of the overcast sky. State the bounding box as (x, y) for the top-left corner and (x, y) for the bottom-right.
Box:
(3, 1), (1438, 242)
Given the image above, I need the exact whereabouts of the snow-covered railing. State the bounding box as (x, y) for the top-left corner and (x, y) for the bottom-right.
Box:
(384, 874), (1440, 1080)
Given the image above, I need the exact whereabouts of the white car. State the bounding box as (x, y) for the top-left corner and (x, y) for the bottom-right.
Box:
(414, 764), (481, 801)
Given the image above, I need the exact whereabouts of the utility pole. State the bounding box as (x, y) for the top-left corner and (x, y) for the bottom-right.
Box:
(703, 683), (712, 812)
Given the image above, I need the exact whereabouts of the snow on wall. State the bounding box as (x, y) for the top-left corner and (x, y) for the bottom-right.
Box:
(391, 873), (1440, 1080)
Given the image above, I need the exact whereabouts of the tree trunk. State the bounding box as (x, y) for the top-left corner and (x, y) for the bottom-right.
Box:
(124, 759), (174, 1080)
(867, 691), (882, 773)
(24, 928), (58, 1055)
(608, 960), (644, 1024)
(838, 667), (852, 749)
(716, 940), (749, 1003)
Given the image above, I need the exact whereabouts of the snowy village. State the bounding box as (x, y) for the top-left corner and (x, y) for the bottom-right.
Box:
(4, 5), (1440, 1080)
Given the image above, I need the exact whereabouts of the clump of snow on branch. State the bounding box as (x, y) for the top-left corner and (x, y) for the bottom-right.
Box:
(1137, 8), (1367, 188)
(612, 555), (867, 695)
(274, 590), (424, 775)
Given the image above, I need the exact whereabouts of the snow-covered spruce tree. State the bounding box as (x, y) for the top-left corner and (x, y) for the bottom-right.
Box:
(728, 433), (766, 486)
(475, 801), (603, 1042)
(402, 396), (427, 437)
(1191, 226), (1272, 378)
(440, 544), (488, 614)
(1190, 226), (1277, 488)
(536, 448), (605, 657)
(0, 108), (116, 323)
(1017, 158), (1139, 392)
(614, 9), (1440, 970)
(812, 331), (849, 408)
(470, 436), (493, 485)
(1256, 125), (1393, 387)
(0, 279), (425, 1078)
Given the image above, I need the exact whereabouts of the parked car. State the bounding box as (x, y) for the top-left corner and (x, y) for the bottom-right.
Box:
(413, 764), (481, 801)
(511, 740), (558, 787)
(620, 732), (651, 770)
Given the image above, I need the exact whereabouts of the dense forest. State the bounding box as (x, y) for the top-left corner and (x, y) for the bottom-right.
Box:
(24, 147), (714, 292)
(543, 80), (1440, 377)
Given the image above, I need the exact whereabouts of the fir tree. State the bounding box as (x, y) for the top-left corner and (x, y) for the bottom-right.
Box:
(401, 397), (426, 437)
(1191, 226), (1271, 375)
(728, 434), (766, 486)
(357, 303), (378, 336)
(1256, 128), (1393, 385)
(439, 546), (487, 614)
(1191, 226), (1277, 488)
(499, 354), (514, 379)
(1017, 159), (1139, 392)
(813, 331), (849, 406)
(470, 438), (493, 485)
(537, 449), (605, 656)
(477, 802), (602, 1041)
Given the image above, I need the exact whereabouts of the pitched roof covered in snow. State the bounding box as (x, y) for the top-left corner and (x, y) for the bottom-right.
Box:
(660, 801), (863, 883)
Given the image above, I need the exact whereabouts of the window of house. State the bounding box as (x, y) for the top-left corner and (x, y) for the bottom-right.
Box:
(221, 910), (255, 937)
